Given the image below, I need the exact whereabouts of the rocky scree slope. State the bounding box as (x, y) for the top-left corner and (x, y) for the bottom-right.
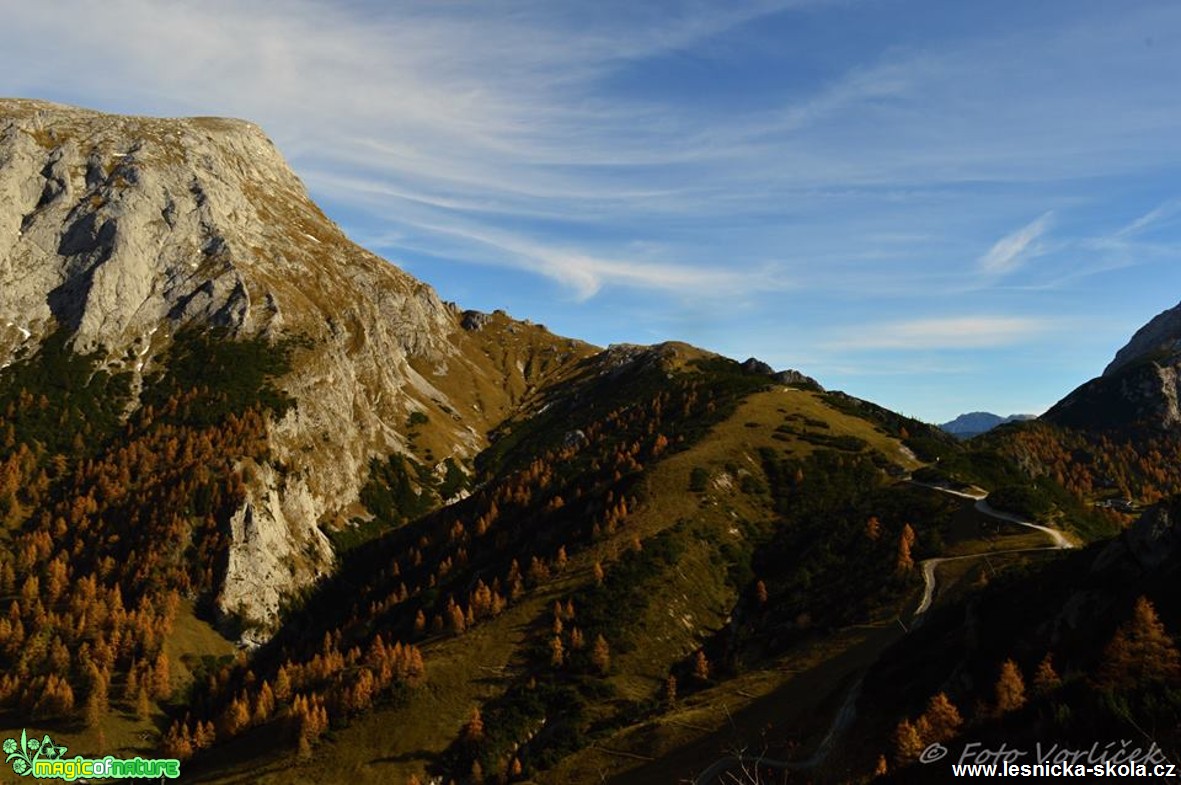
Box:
(0, 99), (592, 637)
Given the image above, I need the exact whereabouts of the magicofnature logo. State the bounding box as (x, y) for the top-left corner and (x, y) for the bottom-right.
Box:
(3, 729), (180, 780)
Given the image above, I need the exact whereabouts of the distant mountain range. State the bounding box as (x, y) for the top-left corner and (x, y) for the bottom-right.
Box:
(938, 411), (1036, 438)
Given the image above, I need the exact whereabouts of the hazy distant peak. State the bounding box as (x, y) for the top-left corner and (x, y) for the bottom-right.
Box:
(940, 411), (1035, 436)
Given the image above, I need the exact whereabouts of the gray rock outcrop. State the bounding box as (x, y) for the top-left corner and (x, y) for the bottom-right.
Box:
(1105, 300), (1181, 377)
(1123, 499), (1181, 570)
(1045, 300), (1181, 431)
(0, 99), (589, 638)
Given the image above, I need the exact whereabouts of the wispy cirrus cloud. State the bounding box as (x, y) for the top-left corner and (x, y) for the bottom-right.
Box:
(5, 0), (1178, 305)
(1112, 199), (1181, 239)
(978, 212), (1053, 275)
(363, 219), (790, 302)
(826, 316), (1054, 351)
(1062, 199), (1181, 282)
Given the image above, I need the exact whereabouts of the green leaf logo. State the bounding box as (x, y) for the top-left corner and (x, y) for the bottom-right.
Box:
(3, 729), (64, 778)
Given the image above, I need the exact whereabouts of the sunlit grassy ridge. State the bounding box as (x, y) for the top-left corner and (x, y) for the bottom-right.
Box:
(176, 360), (987, 784)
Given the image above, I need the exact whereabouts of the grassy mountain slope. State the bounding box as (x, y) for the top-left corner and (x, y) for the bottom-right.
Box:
(155, 350), (1037, 785)
(4, 322), (1176, 785)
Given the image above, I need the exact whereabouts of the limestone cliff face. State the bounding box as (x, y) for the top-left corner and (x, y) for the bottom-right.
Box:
(0, 99), (593, 638)
(1104, 300), (1181, 378)
(1045, 300), (1181, 431)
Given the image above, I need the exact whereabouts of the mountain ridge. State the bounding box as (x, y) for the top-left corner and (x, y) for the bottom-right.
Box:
(0, 97), (600, 634)
(1104, 299), (1181, 376)
(1045, 299), (1181, 432)
(939, 411), (1035, 438)
(0, 99), (817, 638)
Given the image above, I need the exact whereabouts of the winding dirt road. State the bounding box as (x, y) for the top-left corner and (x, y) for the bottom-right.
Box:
(691, 482), (1077, 784)
(912, 484), (1075, 623)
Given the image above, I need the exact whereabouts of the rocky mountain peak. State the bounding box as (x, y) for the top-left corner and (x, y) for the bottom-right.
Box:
(939, 411), (1035, 438)
(0, 99), (594, 638)
(1104, 299), (1181, 377)
(1045, 299), (1181, 431)
(0, 98), (450, 359)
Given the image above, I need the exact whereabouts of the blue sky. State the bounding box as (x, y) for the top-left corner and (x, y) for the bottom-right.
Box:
(4, 1), (1181, 422)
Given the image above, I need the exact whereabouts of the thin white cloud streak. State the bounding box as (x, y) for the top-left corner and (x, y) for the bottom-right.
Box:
(369, 219), (790, 302)
(305, 168), (689, 224)
(825, 317), (1054, 351)
(978, 212), (1053, 275)
(1113, 199), (1181, 239)
(1053, 200), (1181, 287)
(310, 172), (793, 301)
